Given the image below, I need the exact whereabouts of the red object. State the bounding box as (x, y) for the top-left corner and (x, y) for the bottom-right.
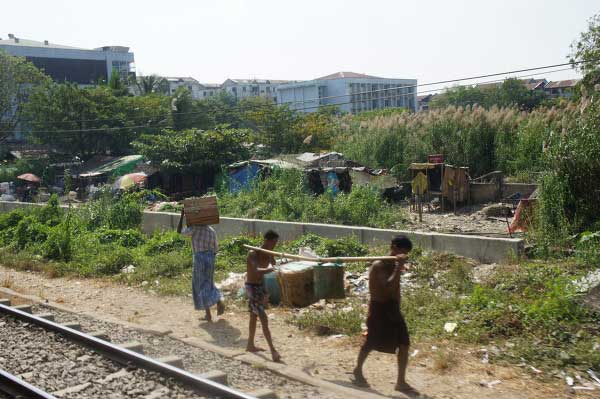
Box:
(16, 173), (42, 183)
(509, 199), (537, 233)
(427, 154), (444, 163)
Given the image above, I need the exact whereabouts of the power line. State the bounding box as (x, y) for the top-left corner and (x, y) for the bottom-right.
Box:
(2, 65), (580, 135)
(0, 58), (590, 129)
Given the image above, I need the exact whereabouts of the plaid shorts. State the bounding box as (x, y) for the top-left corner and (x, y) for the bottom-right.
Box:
(245, 283), (267, 317)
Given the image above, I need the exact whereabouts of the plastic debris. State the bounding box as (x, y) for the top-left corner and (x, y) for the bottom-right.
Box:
(530, 366), (542, 374)
(121, 265), (136, 274)
(479, 380), (501, 388)
(444, 322), (457, 333)
(410, 349), (419, 358)
(566, 376), (574, 386)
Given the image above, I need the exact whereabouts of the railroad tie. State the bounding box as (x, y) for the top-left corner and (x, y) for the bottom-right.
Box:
(88, 330), (111, 341)
(12, 304), (32, 313)
(156, 355), (184, 369)
(119, 341), (145, 354)
(36, 313), (55, 321)
(60, 322), (82, 331)
(0, 298), (10, 306)
(198, 369), (228, 385)
(248, 388), (279, 399)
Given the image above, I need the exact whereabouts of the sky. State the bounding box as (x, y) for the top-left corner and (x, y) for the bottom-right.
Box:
(0, 0), (597, 89)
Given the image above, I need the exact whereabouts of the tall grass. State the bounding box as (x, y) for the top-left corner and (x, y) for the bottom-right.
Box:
(334, 104), (577, 179)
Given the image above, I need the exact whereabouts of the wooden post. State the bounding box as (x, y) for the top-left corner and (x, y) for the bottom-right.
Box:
(417, 194), (423, 222)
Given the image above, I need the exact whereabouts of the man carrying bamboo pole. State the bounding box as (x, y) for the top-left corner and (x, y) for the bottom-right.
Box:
(353, 235), (419, 396)
(245, 230), (281, 362)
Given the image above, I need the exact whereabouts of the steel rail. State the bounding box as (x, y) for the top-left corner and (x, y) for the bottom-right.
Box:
(0, 303), (256, 399)
(0, 368), (58, 399)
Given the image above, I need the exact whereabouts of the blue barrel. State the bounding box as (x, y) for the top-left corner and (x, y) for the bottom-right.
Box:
(263, 272), (281, 305)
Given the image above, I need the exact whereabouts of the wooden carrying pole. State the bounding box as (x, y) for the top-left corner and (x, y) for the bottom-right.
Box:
(242, 245), (399, 263)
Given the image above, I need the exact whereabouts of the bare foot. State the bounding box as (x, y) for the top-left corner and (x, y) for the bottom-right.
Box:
(351, 369), (370, 387)
(271, 350), (282, 362)
(201, 314), (212, 322)
(217, 301), (226, 316)
(395, 382), (420, 397)
(246, 345), (266, 353)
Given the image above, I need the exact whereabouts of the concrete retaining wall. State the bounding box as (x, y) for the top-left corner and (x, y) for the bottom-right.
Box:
(0, 201), (523, 263)
(470, 183), (500, 203)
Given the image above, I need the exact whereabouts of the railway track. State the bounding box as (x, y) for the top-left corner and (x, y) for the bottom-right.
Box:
(0, 299), (266, 399)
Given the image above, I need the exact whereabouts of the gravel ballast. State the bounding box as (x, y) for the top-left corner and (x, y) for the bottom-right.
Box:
(0, 314), (218, 399)
(30, 304), (341, 399)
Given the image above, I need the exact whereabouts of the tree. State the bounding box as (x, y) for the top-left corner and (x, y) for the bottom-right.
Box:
(570, 13), (600, 76)
(133, 126), (250, 175)
(0, 51), (50, 142)
(108, 69), (130, 97)
(241, 97), (300, 154)
(431, 79), (545, 110)
(134, 75), (169, 96)
(570, 13), (600, 94)
(24, 83), (171, 158)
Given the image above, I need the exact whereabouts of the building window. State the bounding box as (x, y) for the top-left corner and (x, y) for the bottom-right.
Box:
(243, 86), (246, 92)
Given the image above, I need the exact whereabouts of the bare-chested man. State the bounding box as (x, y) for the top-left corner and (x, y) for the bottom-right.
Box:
(353, 234), (419, 396)
(245, 230), (281, 362)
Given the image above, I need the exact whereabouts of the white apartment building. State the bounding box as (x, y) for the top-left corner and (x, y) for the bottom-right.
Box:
(221, 79), (292, 102)
(277, 72), (417, 113)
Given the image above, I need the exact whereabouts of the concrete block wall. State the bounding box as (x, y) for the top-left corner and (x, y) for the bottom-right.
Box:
(502, 183), (537, 199)
(0, 201), (523, 263)
(470, 183), (538, 203)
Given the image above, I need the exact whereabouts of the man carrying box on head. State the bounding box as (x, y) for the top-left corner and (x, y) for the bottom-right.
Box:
(177, 208), (225, 322)
(245, 230), (281, 362)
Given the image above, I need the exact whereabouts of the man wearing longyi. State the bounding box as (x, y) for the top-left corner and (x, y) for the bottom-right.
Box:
(245, 230), (281, 362)
(353, 234), (419, 396)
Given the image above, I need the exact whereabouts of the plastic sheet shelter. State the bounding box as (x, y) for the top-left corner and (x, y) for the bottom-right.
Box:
(227, 159), (297, 193)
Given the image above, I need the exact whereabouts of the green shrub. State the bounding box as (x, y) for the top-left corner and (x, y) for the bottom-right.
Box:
(33, 194), (63, 226)
(219, 235), (262, 257)
(317, 236), (367, 258)
(14, 216), (49, 250)
(92, 246), (135, 276)
(95, 228), (145, 248)
(144, 231), (187, 255)
(44, 216), (73, 262)
(133, 250), (192, 280)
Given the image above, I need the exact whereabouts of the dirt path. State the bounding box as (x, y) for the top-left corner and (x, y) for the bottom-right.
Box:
(0, 266), (589, 399)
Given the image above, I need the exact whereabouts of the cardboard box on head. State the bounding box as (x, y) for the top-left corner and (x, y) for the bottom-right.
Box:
(183, 196), (219, 226)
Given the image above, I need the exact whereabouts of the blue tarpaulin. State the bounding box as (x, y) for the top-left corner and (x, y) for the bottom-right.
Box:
(229, 162), (261, 193)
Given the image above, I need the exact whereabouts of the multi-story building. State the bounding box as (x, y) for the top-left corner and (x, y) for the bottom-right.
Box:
(0, 33), (135, 85)
(276, 72), (417, 113)
(221, 79), (291, 102)
(199, 83), (222, 98)
(165, 77), (203, 98)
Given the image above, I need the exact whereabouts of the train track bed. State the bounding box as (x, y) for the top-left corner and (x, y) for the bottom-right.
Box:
(28, 304), (338, 399)
(0, 314), (217, 399)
